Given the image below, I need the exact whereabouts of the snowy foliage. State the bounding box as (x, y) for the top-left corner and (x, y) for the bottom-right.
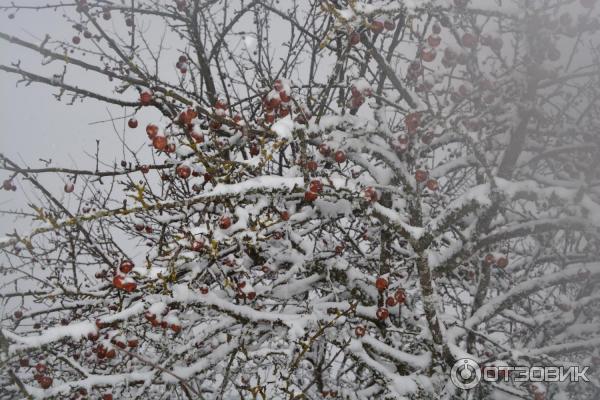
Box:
(1, 0), (600, 399)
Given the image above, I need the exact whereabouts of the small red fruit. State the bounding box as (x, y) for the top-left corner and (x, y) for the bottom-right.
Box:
(200, 286), (209, 294)
(102, 394), (113, 400)
(219, 216), (232, 229)
(461, 33), (478, 48)
(319, 143), (331, 156)
(375, 277), (388, 292)
(152, 135), (167, 151)
(140, 165), (150, 174)
(35, 363), (46, 373)
(334, 150), (346, 164)
(191, 240), (204, 252)
(64, 183), (74, 193)
(247, 291), (256, 300)
(280, 211), (290, 221)
(14, 310), (23, 319)
(363, 187), (378, 203)
(483, 253), (495, 266)
(395, 288), (407, 304)
(128, 118), (138, 129)
(405, 112), (421, 134)
(309, 180), (323, 193)
(306, 160), (318, 171)
(112, 275), (124, 289)
(370, 20), (384, 34)
(140, 91), (152, 106)
(426, 179), (438, 191)
(421, 48), (436, 62)
(349, 31), (360, 45)
(496, 257), (508, 268)
(355, 325), (366, 337)
(122, 282), (137, 292)
(415, 170), (429, 183)
(376, 307), (389, 320)
(72, 36), (81, 45)
(176, 164), (192, 179)
(38, 376), (53, 389)
(119, 260), (134, 273)
(146, 124), (158, 139)
(386, 297), (397, 307)
(171, 324), (181, 333)
(427, 34), (442, 48)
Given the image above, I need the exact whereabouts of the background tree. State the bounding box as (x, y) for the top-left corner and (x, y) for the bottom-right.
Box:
(1, 0), (599, 399)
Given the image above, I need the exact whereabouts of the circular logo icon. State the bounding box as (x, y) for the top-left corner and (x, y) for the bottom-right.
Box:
(451, 358), (481, 390)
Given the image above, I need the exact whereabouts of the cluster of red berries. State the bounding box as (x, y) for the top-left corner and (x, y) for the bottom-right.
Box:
(176, 55), (188, 74)
(208, 98), (228, 129)
(133, 222), (153, 234)
(369, 17), (395, 34)
(144, 310), (182, 333)
(348, 83), (373, 111)
(304, 179), (324, 202)
(318, 143), (347, 165)
(262, 79), (292, 124)
(374, 277), (407, 320)
(92, 342), (117, 360)
(112, 260), (137, 292)
(235, 281), (257, 301)
(2, 179), (17, 191)
(219, 215), (232, 229)
(362, 186), (379, 203)
(414, 169), (438, 191)
(483, 254), (509, 269)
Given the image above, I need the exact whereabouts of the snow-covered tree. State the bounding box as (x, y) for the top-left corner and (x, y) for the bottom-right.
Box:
(1, 0), (599, 399)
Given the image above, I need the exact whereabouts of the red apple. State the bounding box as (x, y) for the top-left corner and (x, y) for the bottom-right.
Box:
(140, 90), (152, 106)
(376, 307), (389, 320)
(152, 135), (167, 151)
(219, 216), (232, 229)
(176, 164), (191, 179)
(146, 124), (158, 139)
(38, 376), (53, 389)
(427, 35), (441, 48)
(375, 277), (388, 292)
(496, 257), (508, 268)
(415, 169), (428, 183)
(395, 288), (406, 304)
(421, 48), (436, 62)
(319, 143), (331, 156)
(426, 179), (438, 191)
(370, 20), (384, 34)
(119, 260), (134, 274)
(334, 150), (346, 164)
(363, 187), (378, 203)
(309, 180), (323, 193)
